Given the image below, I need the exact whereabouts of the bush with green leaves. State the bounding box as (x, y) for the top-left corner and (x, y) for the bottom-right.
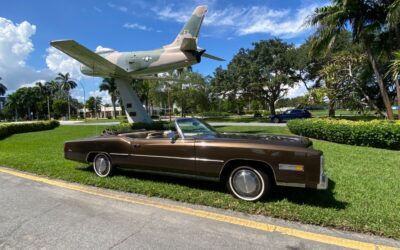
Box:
(287, 118), (400, 149)
(0, 121), (60, 139)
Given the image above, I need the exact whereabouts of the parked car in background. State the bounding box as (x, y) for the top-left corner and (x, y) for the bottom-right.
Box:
(269, 109), (312, 123)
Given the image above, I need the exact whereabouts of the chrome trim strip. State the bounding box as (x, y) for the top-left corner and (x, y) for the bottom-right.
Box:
(276, 182), (306, 188)
(130, 154), (223, 163)
(175, 119), (185, 139)
(110, 153), (129, 156)
(317, 155), (328, 190)
(220, 158), (277, 183)
(118, 168), (219, 182)
(196, 158), (224, 163)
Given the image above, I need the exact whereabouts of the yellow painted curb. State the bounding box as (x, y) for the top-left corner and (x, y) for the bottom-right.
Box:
(0, 167), (397, 250)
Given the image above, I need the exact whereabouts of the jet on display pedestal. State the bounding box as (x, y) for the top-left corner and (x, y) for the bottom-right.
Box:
(50, 5), (223, 123)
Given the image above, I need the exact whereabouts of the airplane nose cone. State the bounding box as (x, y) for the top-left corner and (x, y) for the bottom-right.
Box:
(193, 5), (208, 16)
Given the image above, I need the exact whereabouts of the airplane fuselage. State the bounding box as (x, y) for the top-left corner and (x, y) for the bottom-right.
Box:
(80, 45), (198, 77)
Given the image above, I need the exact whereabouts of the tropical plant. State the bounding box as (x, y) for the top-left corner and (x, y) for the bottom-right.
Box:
(86, 96), (102, 118)
(387, 50), (400, 119)
(100, 78), (119, 119)
(0, 77), (7, 96)
(56, 72), (77, 120)
(308, 0), (395, 119)
(35, 81), (52, 120)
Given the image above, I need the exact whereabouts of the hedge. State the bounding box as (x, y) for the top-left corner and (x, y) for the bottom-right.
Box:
(287, 118), (400, 150)
(0, 121), (60, 139)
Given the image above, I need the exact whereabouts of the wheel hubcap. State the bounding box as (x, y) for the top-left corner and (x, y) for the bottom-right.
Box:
(232, 169), (262, 197)
(95, 156), (110, 176)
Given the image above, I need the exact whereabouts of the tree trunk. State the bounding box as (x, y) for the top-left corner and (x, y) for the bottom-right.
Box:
(269, 101), (276, 115)
(365, 45), (394, 120)
(47, 96), (51, 120)
(396, 79), (400, 120)
(112, 95), (117, 119)
(67, 94), (71, 120)
(328, 101), (335, 117)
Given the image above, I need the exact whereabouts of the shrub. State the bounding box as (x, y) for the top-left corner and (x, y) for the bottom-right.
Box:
(287, 118), (400, 150)
(0, 121), (60, 139)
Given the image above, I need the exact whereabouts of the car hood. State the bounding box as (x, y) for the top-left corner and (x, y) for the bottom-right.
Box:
(217, 133), (312, 148)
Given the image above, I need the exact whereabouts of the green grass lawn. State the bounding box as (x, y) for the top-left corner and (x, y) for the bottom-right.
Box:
(0, 125), (399, 239)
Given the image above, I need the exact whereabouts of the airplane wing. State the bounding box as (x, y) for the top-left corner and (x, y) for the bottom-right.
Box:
(50, 40), (130, 78)
(203, 52), (225, 61)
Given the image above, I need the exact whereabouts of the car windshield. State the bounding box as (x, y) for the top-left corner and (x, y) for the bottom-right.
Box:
(175, 118), (218, 138)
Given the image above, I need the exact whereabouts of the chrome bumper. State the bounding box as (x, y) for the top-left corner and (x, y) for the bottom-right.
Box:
(317, 174), (328, 190)
(317, 155), (328, 190)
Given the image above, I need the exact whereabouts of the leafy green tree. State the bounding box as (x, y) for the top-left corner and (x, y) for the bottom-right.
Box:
(4, 92), (20, 121)
(246, 39), (299, 115)
(0, 77), (7, 96)
(132, 79), (151, 113)
(308, 0), (395, 119)
(100, 78), (119, 119)
(86, 96), (102, 118)
(387, 50), (400, 118)
(56, 72), (77, 120)
(52, 99), (68, 119)
(35, 81), (52, 120)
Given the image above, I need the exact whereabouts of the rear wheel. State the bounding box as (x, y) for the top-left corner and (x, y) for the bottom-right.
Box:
(93, 153), (113, 177)
(273, 117), (280, 123)
(227, 166), (271, 201)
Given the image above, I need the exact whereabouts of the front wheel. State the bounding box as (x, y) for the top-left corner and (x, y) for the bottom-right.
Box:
(272, 117), (280, 123)
(93, 153), (113, 177)
(227, 166), (271, 201)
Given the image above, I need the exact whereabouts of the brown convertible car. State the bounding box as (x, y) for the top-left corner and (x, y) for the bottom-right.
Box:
(64, 118), (327, 201)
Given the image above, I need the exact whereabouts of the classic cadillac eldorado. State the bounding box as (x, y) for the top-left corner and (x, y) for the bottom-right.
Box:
(64, 118), (328, 201)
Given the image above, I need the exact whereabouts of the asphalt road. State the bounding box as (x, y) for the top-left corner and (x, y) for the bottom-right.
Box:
(0, 169), (399, 250)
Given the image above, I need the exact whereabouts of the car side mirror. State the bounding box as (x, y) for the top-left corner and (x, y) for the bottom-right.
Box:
(167, 131), (178, 143)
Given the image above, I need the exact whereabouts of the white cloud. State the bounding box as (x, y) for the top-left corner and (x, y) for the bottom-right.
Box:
(0, 17), (52, 91)
(153, 4), (321, 38)
(89, 90), (112, 104)
(123, 23), (152, 31)
(108, 2), (128, 12)
(95, 45), (115, 53)
(287, 83), (308, 98)
(45, 47), (84, 80)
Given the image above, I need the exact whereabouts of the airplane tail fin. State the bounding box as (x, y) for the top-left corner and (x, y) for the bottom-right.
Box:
(169, 5), (207, 47)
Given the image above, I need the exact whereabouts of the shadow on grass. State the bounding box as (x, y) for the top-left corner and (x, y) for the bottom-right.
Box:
(270, 179), (347, 210)
(77, 166), (347, 209)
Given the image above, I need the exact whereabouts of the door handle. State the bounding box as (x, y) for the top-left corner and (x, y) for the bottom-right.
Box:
(133, 144), (141, 148)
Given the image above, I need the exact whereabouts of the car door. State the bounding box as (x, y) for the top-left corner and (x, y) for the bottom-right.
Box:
(281, 110), (291, 122)
(129, 136), (196, 175)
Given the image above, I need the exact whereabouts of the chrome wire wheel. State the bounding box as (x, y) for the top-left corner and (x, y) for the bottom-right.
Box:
(93, 154), (112, 177)
(228, 166), (269, 201)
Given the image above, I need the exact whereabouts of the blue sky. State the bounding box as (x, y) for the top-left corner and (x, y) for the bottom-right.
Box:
(0, 0), (326, 103)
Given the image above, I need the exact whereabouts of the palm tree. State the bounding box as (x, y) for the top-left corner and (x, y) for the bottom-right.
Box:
(0, 77), (7, 96)
(5, 93), (19, 121)
(99, 78), (119, 119)
(387, 51), (400, 119)
(387, 1), (400, 119)
(308, 0), (395, 120)
(56, 72), (77, 120)
(35, 81), (52, 120)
